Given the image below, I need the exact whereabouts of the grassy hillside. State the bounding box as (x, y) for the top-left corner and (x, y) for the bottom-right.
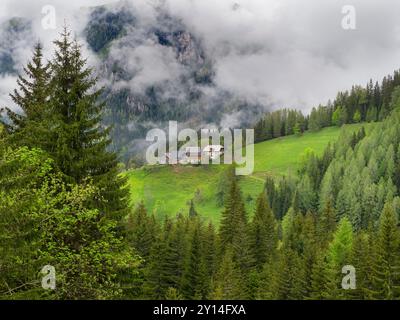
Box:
(252, 123), (372, 176)
(126, 123), (375, 224)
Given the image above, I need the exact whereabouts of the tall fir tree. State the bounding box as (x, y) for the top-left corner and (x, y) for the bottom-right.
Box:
(181, 220), (209, 299)
(317, 199), (337, 246)
(308, 251), (341, 300)
(219, 175), (254, 295)
(249, 193), (278, 269)
(276, 248), (307, 300)
(2, 42), (53, 148)
(219, 176), (241, 247)
(203, 222), (217, 277)
(125, 202), (157, 260)
(210, 246), (245, 299)
(144, 217), (177, 299)
(349, 231), (376, 299)
(49, 27), (128, 219)
(371, 203), (400, 299)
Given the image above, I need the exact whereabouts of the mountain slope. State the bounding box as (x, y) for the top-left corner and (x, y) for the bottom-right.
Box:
(84, 3), (264, 161)
(0, 3), (266, 161)
(126, 123), (375, 223)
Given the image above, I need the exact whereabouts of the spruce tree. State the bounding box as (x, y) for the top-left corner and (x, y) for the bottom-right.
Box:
(221, 177), (254, 287)
(371, 203), (400, 299)
(302, 212), (319, 297)
(308, 252), (340, 300)
(144, 217), (179, 299)
(349, 232), (375, 299)
(48, 27), (128, 219)
(317, 199), (337, 246)
(276, 248), (307, 299)
(210, 246), (244, 299)
(164, 287), (183, 300)
(257, 258), (280, 299)
(308, 252), (328, 300)
(164, 214), (189, 292)
(143, 236), (170, 299)
(181, 220), (209, 299)
(2, 42), (53, 148)
(124, 202), (159, 297)
(125, 202), (156, 260)
(249, 193), (277, 269)
(203, 222), (217, 277)
(219, 176), (242, 247)
(288, 251), (308, 300)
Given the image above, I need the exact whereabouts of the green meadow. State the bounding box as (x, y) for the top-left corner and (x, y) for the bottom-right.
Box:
(126, 123), (375, 224)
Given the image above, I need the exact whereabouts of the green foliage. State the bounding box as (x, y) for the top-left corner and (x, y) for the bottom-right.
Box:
(371, 203), (400, 299)
(332, 106), (344, 126)
(37, 177), (140, 299)
(164, 287), (183, 300)
(353, 110), (362, 123)
(0, 28), (139, 300)
(0, 147), (53, 298)
(1, 43), (53, 148)
(181, 220), (209, 299)
(2, 28), (129, 220)
(210, 247), (245, 299)
(327, 217), (354, 268)
(0, 147), (140, 299)
(254, 108), (306, 143)
(249, 193), (278, 268)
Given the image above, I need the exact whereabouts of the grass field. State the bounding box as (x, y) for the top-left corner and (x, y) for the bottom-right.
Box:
(126, 123), (375, 224)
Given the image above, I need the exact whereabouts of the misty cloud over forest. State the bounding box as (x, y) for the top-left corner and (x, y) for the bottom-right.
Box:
(2, 0), (400, 111)
(1, 0), (400, 159)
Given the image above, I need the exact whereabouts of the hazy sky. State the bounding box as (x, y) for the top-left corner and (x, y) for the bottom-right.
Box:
(1, 0), (400, 113)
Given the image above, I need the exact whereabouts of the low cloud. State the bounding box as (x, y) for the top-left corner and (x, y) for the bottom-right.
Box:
(0, 75), (19, 111)
(109, 39), (185, 94)
(165, 0), (400, 112)
(2, 0), (400, 116)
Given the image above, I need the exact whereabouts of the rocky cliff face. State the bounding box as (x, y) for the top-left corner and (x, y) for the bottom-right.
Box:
(0, 3), (264, 161)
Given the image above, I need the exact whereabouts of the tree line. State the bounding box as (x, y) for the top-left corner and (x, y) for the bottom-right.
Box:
(254, 70), (400, 142)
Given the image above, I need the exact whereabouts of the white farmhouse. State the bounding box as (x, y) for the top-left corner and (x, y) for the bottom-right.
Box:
(162, 145), (224, 165)
(203, 145), (224, 160)
(182, 147), (202, 164)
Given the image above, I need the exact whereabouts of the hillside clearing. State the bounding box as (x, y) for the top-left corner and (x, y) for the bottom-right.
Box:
(126, 123), (376, 224)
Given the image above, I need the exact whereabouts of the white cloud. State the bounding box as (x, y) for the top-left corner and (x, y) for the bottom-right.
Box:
(163, 0), (400, 111)
(0, 75), (18, 111)
(110, 41), (184, 93)
(2, 0), (400, 114)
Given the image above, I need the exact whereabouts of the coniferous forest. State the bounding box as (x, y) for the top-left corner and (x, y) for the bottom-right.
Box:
(2, 23), (400, 302)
